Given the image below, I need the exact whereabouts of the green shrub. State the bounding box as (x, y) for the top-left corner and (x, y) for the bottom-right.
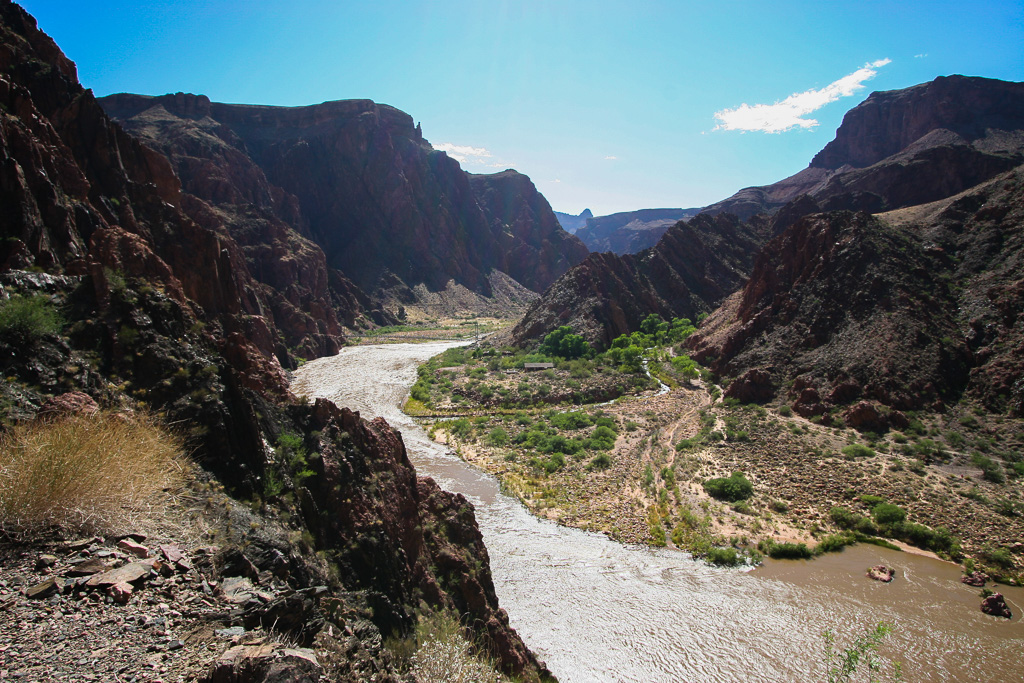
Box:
(778, 405), (793, 417)
(972, 454), (1006, 483)
(550, 411), (593, 430)
(588, 425), (618, 450)
(816, 532), (857, 554)
(0, 294), (63, 343)
(448, 418), (472, 439)
(841, 444), (875, 459)
(705, 547), (741, 566)
(588, 453), (612, 470)
(486, 427), (508, 447)
(760, 540), (813, 559)
(871, 503), (907, 526)
(982, 547), (1015, 569)
(703, 472), (753, 502)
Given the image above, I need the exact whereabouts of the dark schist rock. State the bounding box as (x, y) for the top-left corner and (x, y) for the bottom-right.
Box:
(511, 211), (769, 348)
(691, 162), (1024, 415)
(981, 593), (1012, 619)
(689, 209), (972, 412)
(0, 9), (551, 680)
(961, 571), (989, 587)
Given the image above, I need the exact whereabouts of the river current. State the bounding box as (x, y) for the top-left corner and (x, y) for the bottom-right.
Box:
(292, 342), (1024, 683)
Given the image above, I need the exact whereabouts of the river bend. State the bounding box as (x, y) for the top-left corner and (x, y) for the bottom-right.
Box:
(292, 342), (1024, 682)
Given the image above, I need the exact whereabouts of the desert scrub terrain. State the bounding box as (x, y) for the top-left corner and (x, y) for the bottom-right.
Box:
(413, 318), (1024, 580)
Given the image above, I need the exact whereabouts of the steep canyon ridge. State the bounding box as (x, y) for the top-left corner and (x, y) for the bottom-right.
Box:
(0, 0), (1023, 680)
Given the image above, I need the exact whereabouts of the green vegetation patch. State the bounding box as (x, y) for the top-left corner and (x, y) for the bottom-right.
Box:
(703, 471), (753, 502)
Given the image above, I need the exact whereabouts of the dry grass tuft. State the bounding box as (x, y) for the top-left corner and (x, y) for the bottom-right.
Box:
(407, 610), (505, 683)
(0, 411), (188, 538)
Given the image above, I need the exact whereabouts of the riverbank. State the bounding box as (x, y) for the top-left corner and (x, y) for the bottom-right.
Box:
(292, 341), (1024, 683)
(411, 344), (1024, 582)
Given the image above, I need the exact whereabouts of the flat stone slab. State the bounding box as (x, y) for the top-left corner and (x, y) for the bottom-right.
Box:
(26, 577), (60, 599)
(85, 561), (154, 588)
(66, 558), (111, 577)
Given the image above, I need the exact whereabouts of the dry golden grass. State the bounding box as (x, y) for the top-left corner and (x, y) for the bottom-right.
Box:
(0, 411), (188, 538)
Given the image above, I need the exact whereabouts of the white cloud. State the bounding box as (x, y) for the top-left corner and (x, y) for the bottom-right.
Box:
(914, 53), (928, 59)
(713, 59), (892, 134)
(434, 142), (510, 169)
(434, 143), (493, 164)
(604, 155), (618, 160)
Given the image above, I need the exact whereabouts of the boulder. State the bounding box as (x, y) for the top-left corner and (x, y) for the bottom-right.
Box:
(844, 402), (889, 432)
(866, 565), (895, 582)
(981, 593), (1012, 618)
(725, 368), (775, 404)
(108, 581), (134, 604)
(117, 538), (151, 558)
(85, 561), (154, 588)
(961, 571), (989, 587)
(201, 642), (322, 683)
(37, 392), (99, 419)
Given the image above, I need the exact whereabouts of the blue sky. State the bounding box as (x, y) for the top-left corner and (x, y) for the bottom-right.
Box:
(22, 1), (1024, 216)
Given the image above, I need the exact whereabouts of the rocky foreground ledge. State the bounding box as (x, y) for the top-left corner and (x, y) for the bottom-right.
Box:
(0, 532), (384, 682)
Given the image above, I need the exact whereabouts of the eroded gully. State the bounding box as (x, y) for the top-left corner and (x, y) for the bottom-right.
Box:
(291, 342), (1024, 683)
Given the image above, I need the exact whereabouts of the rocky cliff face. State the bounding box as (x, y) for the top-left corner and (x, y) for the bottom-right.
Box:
(511, 212), (769, 347)
(690, 164), (1024, 417)
(469, 170), (589, 292)
(704, 76), (1024, 220)
(101, 94), (587, 307)
(688, 211), (970, 412)
(0, 2), (345, 371)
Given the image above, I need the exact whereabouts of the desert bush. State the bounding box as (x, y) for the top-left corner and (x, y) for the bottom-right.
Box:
(486, 427), (509, 447)
(705, 546), (741, 566)
(405, 610), (504, 683)
(0, 294), (63, 343)
(587, 425), (618, 451)
(550, 411), (593, 430)
(841, 444), (875, 459)
(448, 418), (472, 439)
(759, 539), (813, 559)
(815, 532), (857, 554)
(0, 411), (186, 537)
(588, 453), (612, 470)
(871, 503), (907, 526)
(971, 453), (1005, 483)
(703, 471), (753, 502)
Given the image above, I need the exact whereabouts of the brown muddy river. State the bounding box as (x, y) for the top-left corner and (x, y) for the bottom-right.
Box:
(292, 342), (1024, 682)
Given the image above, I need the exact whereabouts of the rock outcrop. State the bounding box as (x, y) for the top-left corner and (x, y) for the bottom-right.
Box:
(510, 211), (770, 348)
(981, 593), (1012, 619)
(690, 163), (1024, 415)
(866, 565), (895, 582)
